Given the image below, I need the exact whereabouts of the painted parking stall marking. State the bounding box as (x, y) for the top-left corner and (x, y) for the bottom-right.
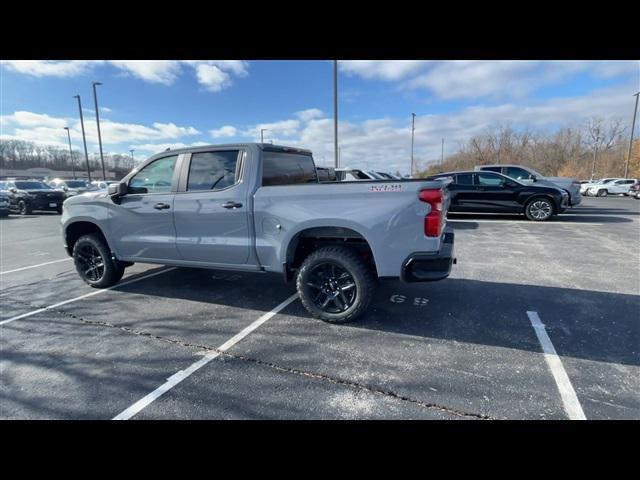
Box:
(0, 258), (72, 275)
(0, 267), (176, 326)
(113, 292), (299, 420)
(527, 311), (586, 420)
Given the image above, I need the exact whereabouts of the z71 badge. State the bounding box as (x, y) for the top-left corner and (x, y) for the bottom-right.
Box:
(369, 183), (402, 192)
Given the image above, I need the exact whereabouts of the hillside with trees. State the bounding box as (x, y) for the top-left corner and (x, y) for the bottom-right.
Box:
(416, 118), (639, 180)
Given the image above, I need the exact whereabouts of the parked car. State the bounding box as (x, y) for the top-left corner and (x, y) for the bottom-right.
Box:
(587, 178), (638, 197)
(62, 143), (456, 323)
(0, 180), (65, 214)
(427, 170), (569, 221)
(91, 180), (120, 190)
(0, 188), (9, 217)
(334, 168), (382, 181)
(474, 164), (581, 206)
(48, 179), (97, 198)
(579, 178), (619, 195)
(628, 180), (640, 199)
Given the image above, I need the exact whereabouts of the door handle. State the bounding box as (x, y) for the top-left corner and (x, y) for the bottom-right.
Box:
(153, 203), (171, 210)
(221, 201), (243, 209)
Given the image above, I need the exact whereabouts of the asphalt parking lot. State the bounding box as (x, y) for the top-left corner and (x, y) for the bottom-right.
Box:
(1, 196), (638, 420)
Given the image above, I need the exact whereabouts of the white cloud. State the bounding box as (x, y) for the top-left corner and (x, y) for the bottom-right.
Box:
(194, 64), (231, 92)
(296, 108), (324, 122)
(109, 60), (183, 85)
(1, 110), (203, 150)
(100, 106), (112, 113)
(210, 125), (237, 138)
(1, 60), (98, 77)
(340, 60), (430, 81)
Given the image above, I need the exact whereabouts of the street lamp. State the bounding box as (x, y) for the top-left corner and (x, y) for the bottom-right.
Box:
(92, 81), (106, 181)
(130, 149), (135, 168)
(334, 60), (339, 168)
(260, 129), (268, 143)
(73, 95), (91, 182)
(63, 127), (76, 179)
(624, 91), (640, 178)
(410, 113), (416, 177)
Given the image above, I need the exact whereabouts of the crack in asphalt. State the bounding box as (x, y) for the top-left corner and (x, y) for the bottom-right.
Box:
(4, 298), (495, 420)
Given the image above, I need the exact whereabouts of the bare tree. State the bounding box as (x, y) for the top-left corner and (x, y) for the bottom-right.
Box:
(584, 117), (626, 179)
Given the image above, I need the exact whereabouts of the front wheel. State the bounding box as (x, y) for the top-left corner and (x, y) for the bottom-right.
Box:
(597, 189), (608, 197)
(296, 246), (376, 324)
(73, 233), (125, 288)
(18, 200), (31, 215)
(525, 197), (554, 221)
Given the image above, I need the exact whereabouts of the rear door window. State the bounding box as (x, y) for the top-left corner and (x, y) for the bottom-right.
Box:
(456, 173), (473, 185)
(187, 151), (240, 191)
(262, 151), (318, 186)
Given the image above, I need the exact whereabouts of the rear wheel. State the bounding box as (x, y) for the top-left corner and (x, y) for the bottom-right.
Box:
(73, 233), (125, 288)
(296, 246), (376, 324)
(525, 197), (554, 221)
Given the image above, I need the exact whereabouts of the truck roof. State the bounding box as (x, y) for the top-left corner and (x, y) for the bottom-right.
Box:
(145, 143), (312, 160)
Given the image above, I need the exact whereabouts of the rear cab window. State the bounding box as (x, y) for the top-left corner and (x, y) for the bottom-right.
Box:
(456, 173), (473, 185)
(262, 151), (318, 186)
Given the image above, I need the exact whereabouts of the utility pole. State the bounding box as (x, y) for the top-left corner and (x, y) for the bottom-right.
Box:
(441, 138), (444, 166)
(63, 127), (76, 179)
(92, 81), (106, 181)
(261, 128), (267, 144)
(73, 95), (92, 182)
(624, 91), (640, 178)
(333, 60), (339, 168)
(410, 113), (416, 176)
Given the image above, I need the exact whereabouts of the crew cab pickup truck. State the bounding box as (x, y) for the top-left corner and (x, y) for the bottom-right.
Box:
(61, 143), (455, 323)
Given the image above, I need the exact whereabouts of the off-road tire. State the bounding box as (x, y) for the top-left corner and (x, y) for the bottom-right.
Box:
(73, 233), (125, 288)
(296, 246), (376, 324)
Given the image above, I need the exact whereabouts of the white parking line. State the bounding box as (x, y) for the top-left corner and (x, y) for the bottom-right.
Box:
(0, 258), (72, 275)
(527, 311), (586, 420)
(0, 267), (176, 326)
(113, 292), (300, 420)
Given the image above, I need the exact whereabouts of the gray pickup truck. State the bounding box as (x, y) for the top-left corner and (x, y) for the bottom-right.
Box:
(61, 143), (455, 323)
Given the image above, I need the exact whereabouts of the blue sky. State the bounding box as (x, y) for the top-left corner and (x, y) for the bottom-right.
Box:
(1, 60), (638, 174)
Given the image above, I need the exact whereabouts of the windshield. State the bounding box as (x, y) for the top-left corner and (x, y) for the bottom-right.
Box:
(65, 181), (89, 188)
(15, 181), (51, 190)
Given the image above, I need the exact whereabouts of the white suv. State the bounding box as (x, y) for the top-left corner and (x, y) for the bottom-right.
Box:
(587, 179), (638, 197)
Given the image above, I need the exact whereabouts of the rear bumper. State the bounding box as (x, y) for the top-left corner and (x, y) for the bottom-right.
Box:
(401, 229), (456, 283)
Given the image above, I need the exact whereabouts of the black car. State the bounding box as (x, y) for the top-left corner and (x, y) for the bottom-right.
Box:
(0, 189), (9, 217)
(426, 170), (569, 221)
(0, 180), (66, 215)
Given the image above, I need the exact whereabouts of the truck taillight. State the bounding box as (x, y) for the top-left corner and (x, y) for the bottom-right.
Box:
(419, 189), (443, 237)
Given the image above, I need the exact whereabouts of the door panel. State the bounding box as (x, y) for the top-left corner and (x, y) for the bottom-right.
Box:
(471, 173), (520, 211)
(110, 154), (180, 260)
(110, 194), (179, 259)
(173, 150), (250, 265)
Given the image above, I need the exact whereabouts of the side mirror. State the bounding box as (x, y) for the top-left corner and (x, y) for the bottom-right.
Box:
(108, 182), (127, 198)
(531, 175), (538, 182)
(10, 188), (17, 193)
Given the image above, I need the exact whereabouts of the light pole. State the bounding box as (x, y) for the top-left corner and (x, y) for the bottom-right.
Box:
(624, 91), (640, 178)
(441, 138), (445, 166)
(130, 149), (135, 169)
(63, 127), (76, 179)
(333, 60), (339, 168)
(260, 128), (267, 144)
(410, 113), (416, 176)
(73, 95), (91, 182)
(92, 81), (106, 181)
